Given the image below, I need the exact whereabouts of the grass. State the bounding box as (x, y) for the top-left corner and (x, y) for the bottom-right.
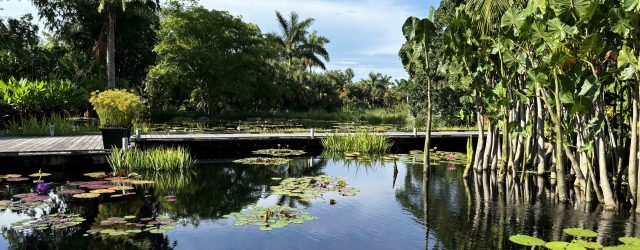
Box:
(108, 146), (194, 172)
(4, 114), (99, 136)
(321, 132), (392, 154)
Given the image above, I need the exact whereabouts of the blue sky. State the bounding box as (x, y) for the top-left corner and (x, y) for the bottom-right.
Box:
(1, 0), (439, 80)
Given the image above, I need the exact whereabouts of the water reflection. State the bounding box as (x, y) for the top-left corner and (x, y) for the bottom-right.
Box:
(1, 158), (640, 249)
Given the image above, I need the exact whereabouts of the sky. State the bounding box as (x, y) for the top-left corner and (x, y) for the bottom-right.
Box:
(0, 0), (439, 80)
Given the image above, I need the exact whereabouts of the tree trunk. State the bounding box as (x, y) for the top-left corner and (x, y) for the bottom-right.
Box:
(481, 122), (494, 171)
(423, 77), (432, 172)
(107, 9), (116, 89)
(536, 85), (546, 175)
(553, 71), (567, 202)
(631, 82), (638, 205)
(597, 125), (617, 210)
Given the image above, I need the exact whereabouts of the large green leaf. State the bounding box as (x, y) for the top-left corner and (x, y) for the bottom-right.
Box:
(509, 234), (546, 246)
(624, 0), (640, 12)
(618, 46), (638, 69)
(501, 8), (526, 35)
(550, 0), (594, 19)
(612, 18), (634, 38)
(547, 18), (578, 41)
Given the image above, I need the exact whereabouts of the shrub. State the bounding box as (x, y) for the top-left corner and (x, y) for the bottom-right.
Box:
(321, 133), (391, 154)
(89, 89), (143, 127)
(108, 146), (194, 172)
(0, 77), (86, 114)
(5, 113), (99, 136)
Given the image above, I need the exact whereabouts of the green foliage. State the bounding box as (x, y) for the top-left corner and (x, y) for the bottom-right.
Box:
(107, 146), (194, 172)
(145, 3), (283, 114)
(508, 234), (545, 246)
(0, 78), (86, 115)
(321, 133), (391, 154)
(5, 114), (99, 136)
(89, 89), (143, 127)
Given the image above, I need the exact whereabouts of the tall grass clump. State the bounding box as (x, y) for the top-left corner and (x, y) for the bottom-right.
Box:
(321, 133), (391, 154)
(5, 114), (99, 135)
(108, 146), (194, 172)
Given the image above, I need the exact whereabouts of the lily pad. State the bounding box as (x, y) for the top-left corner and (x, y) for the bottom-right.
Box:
(619, 237), (640, 245)
(28, 172), (51, 178)
(564, 228), (598, 238)
(509, 234), (545, 246)
(83, 172), (107, 178)
(271, 175), (359, 200)
(6, 177), (29, 182)
(233, 157), (291, 166)
(573, 240), (603, 249)
(545, 241), (571, 250)
(110, 185), (134, 191)
(252, 149), (306, 157)
(225, 205), (316, 231)
(72, 193), (100, 199)
(130, 180), (154, 185)
(89, 189), (116, 194)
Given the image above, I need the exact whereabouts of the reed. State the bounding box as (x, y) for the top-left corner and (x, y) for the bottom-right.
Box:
(321, 133), (391, 154)
(108, 146), (194, 172)
(5, 114), (99, 136)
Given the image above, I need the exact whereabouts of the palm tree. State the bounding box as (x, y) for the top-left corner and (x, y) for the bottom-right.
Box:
(272, 11), (330, 71)
(301, 31), (330, 71)
(98, 0), (148, 88)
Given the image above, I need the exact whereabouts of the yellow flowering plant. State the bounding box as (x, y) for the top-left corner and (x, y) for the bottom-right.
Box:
(89, 89), (143, 127)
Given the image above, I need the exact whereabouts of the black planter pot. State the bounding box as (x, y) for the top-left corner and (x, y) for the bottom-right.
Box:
(100, 127), (131, 149)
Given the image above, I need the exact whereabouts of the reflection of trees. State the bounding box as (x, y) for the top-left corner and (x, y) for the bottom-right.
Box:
(2, 194), (172, 250)
(158, 158), (327, 223)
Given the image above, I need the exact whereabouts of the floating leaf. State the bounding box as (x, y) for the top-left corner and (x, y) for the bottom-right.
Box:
(509, 234), (546, 246)
(564, 228), (598, 238)
(225, 205), (316, 231)
(271, 178), (283, 181)
(73, 193), (100, 199)
(573, 240), (603, 249)
(83, 172), (107, 178)
(1, 174), (21, 179)
(124, 215), (136, 220)
(58, 189), (85, 195)
(130, 180), (154, 185)
(28, 172), (51, 178)
(110, 186), (134, 191)
(90, 189), (116, 194)
(233, 157), (291, 166)
(619, 237), (640, 245)
(252, 149), (306, 157)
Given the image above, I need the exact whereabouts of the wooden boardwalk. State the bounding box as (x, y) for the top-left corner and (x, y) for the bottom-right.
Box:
(0, 131), (477, 157)
(0, 135), (107, 156)
(135, 131), (477, 141)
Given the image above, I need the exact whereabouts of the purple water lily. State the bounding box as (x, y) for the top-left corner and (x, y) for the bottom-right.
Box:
(36, 182), (49, 194)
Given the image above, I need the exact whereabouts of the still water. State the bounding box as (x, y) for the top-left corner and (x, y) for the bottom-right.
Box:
(0, 157), (637, 249)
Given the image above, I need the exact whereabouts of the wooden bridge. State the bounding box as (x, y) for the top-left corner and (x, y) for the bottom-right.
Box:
(0, 131), (477, 167)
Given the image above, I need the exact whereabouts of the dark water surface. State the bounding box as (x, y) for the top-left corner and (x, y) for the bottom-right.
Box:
(0, 158), (638, 249)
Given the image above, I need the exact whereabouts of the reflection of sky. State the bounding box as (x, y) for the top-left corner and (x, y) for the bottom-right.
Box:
(165, 159), (431, 250)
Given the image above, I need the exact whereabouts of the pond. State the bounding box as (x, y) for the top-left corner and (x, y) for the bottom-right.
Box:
(0, 156), (637, 249)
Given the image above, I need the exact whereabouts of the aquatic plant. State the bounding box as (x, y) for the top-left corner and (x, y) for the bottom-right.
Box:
(107, 146), (194, 172)
(86, 215), (176, 237)
(233, 157), (291, 166)
(36, 182), (49, 194)
(252, 148), (306, 157)
(509, 228), (640, 249)
(10, 214), (85, 232)
(321, 133), (391, 154)
(223, 205), (316, 231)
(5, 113), (99, 136)
(270, 175), (359, 199)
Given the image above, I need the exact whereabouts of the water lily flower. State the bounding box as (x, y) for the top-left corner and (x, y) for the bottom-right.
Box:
(447, 154), (457, 159)
(36, 182), (49, 194)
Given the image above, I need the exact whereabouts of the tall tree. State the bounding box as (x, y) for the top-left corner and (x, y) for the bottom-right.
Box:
(270, 11), (330, 71)
(98, 0), (149, 88)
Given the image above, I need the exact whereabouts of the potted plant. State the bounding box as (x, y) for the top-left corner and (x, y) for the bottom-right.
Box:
(89, 89), (143, 149)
